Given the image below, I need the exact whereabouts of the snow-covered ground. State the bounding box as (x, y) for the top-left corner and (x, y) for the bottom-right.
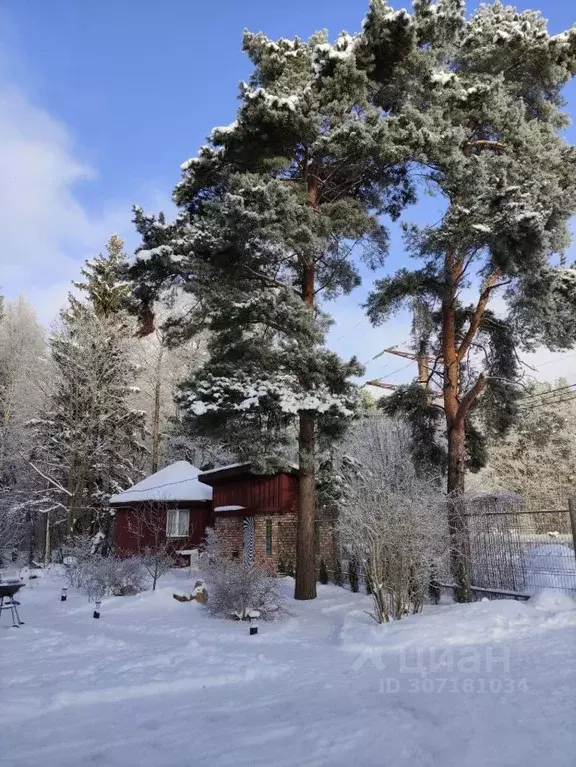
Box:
(1, 569), (575, 767)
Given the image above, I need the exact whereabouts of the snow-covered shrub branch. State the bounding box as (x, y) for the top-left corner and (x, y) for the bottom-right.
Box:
(337, 418), (446, 623)
(200, 528), (288, 621)
(60, 535), (146, 600)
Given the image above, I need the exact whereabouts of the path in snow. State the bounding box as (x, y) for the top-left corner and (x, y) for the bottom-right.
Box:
(1, 569), (575, 766)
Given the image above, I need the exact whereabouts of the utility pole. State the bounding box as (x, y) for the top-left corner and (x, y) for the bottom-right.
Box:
(366, 346), (434, 391)
(365, 380), (398, 391)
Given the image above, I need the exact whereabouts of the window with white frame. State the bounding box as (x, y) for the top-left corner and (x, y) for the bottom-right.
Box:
(166, 508), (190, 538)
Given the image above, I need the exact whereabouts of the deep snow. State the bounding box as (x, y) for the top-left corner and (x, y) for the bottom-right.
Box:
(1, 570), (575, 766)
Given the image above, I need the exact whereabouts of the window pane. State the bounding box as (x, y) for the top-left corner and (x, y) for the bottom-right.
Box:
(166, 509), (189, 538)
(166, 509), (177, 537)
(178, 509), (190, 537)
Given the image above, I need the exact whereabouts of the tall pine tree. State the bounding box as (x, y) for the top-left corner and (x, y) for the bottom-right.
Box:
(32, 236), (146, 536)
(361, 1), (576, 599)
(130, 28), (414, 599)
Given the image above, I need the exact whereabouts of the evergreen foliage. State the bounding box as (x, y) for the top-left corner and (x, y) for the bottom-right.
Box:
(362, 2), (576, 489)
(130, 23), (416, 599)
(31, 236), (146, 534)
(360, 0), (576, 601)
(71, 235), (132, 320)
(129, 2), (576, 601)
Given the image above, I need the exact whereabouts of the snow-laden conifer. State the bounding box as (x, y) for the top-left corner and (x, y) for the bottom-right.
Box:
(31, 236), (146, 536)
(362, 1), (576, 600)
(130, 26), (414, 599)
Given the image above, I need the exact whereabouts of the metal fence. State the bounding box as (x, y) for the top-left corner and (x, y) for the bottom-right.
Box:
(462, 497), (576, 599)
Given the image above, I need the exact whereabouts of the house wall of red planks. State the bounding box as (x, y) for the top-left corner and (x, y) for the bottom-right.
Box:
(114, 501), (211, 556)
(212, 473), (298, 514)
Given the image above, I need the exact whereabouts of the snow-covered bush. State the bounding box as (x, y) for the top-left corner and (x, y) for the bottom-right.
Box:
(200, 528), (288, 621)
(337, 419), (445, 623)
(82, 556), (146, 601)
(60, 535), (146, 599)
(60, 535), (99, 588)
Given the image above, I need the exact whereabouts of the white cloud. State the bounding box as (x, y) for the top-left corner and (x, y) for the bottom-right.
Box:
(0, 71), (172, 325)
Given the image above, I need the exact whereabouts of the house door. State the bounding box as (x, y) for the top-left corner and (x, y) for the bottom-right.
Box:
(243, 517), (255, 565)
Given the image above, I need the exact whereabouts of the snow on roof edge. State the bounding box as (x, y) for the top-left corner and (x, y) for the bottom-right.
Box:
(110, 461), (212, 504)
(199, 461), (299, 477)
(199, 462), (251, 476)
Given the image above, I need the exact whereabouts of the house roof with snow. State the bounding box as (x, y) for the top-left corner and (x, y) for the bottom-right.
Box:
(198, 461), (299, 485)
(109, 461), (213, 506)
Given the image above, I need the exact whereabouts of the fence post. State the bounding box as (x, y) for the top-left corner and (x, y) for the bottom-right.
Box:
(567, 498), (576, 564)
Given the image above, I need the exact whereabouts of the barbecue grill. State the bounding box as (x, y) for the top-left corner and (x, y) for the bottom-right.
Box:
(0, 582), (24, 627)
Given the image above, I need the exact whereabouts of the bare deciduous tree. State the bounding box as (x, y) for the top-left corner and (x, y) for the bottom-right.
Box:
(337, 419), (445, 623)
(125, 503), (178, 590)
(131, 297), (209, 474)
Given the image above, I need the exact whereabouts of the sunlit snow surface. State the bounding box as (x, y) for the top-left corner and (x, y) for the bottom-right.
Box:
(1, 569), (575, 766)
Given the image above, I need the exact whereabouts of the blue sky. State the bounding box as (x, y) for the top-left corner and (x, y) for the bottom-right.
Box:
(2, 0), (576, 386)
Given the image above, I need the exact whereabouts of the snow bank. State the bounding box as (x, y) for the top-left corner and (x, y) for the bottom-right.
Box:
(528, 588), (576, 613)
(339, 597), (576, 656)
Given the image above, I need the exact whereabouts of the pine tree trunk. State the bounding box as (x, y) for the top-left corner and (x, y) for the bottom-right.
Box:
(441, 251), (472, 602)
(295, 411), (317, 600)
(294, 177), (319, 600)
(446, 420), (472, 602)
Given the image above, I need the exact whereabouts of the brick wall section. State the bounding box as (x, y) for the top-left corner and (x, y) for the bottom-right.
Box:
(212, 500), (339, 579)
(254, 516), (278, 573)
(277, 512), (298, 570)
(214, 511), (299, 573)
(214, 516), (244, 559)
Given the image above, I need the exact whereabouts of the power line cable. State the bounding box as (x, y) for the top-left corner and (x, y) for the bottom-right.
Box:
(518, 382), (576, 403)
(518, 392), (576, 411)
(384, 361), (415, 380)
(533, 351), (576, 368)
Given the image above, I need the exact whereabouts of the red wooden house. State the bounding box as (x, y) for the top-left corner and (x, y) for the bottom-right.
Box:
(110, 462), (213, 556)
(111, 460), (335, 571)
